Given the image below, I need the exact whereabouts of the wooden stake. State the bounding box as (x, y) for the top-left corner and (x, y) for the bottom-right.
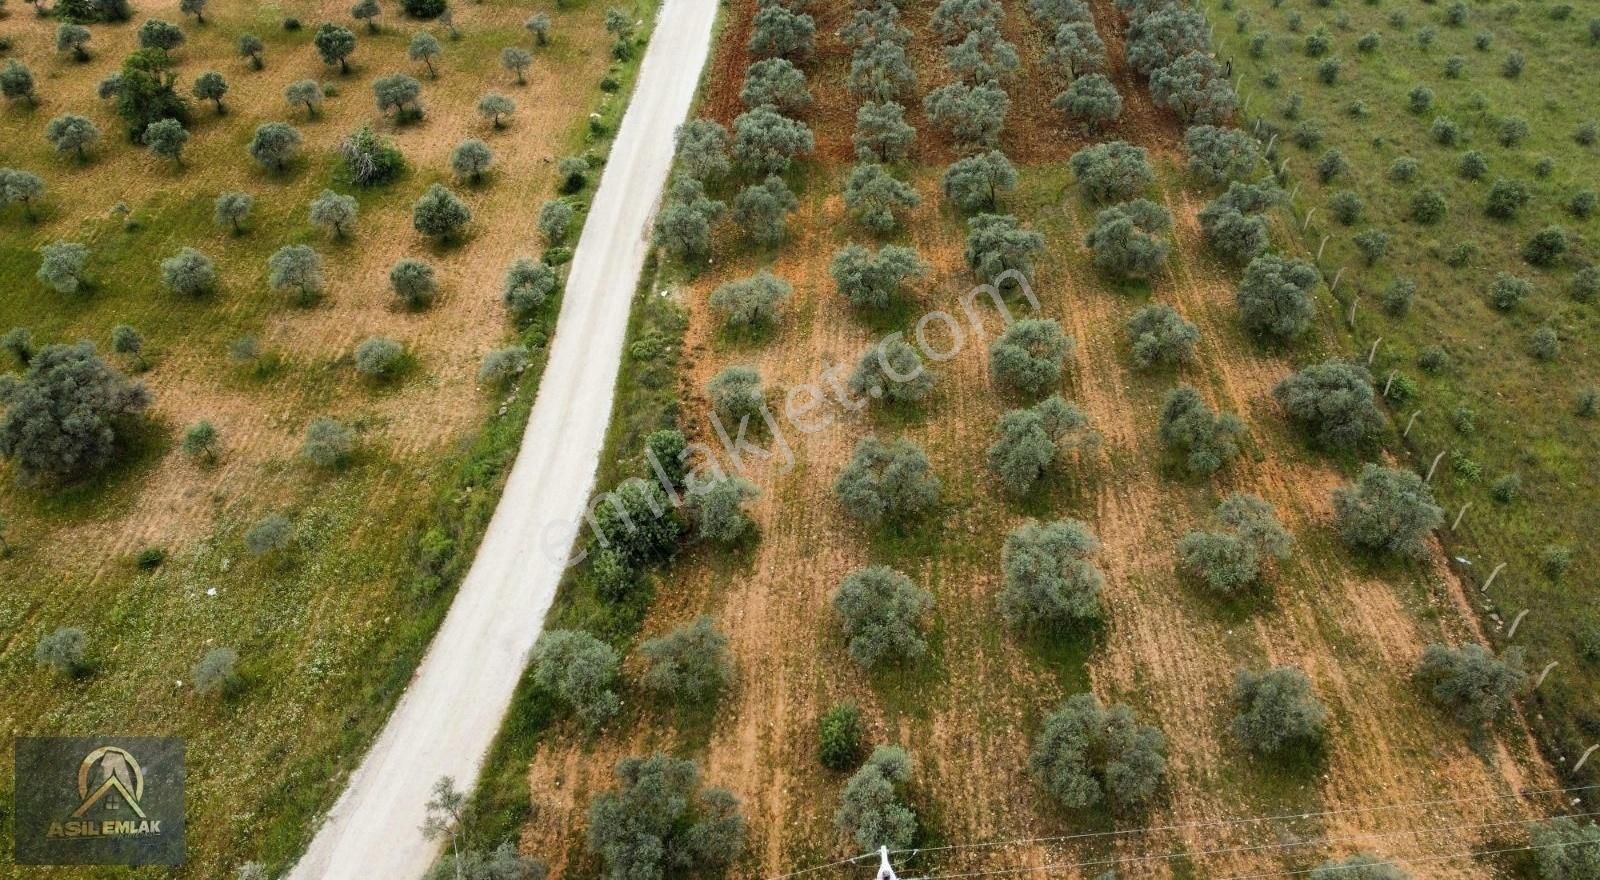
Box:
(1575, 744), (1599, 773)
(1367, 337), (1383, 364)
(1452, 502), (1471, 531)
(1330, 267), (1344, 292)
(1507, 608), (1529, 640)
(1317, 235), (1330, 262)
(1404, 410), (1420, 437)
(1346, 296), (1359, 327)
(1482, 561), (1507, 592)
(1302, 207), (1317, 230)
(1383, 370), (1398, 396)
(1536, 661), (1559, 688)
(1425, 448), (1446, 482)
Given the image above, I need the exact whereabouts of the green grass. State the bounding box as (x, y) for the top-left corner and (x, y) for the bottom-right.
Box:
(1203, 0), (1600, 791)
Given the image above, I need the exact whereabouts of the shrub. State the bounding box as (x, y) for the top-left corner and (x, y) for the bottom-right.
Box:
(1334, 464), (1442, 558)
(503, 257), (556, 320)
(192, 647), (240, 696)
(1126, 304), (1199, 370)
(1389, 156), (1419, 182)
(538, 200), (574, 246)
(1309, 854), (1407, 880)
(1488, 272), (1532, 311)
(1236, 254), (1318, 342)
(818, 703), (864, 771)
(1316, 149), (1347, 184)
(1572, 267), (1600, 303)
(0, 342), (149, 486)
(1430, 116), (1459, 145)
(1030, 693), (1166, 810)
(353, 337), (403, 379)
(1159, 385), (1245, 476)
(1416, 642), (1525, 728)
(849, 338), (934, 404)
(339, 125), (404, 186)
(833, 566), (933, 668)
(301, 417), (355, 468)
(593, 478), (682, 567)
(639, 616), (731, 702)
(844, 163), (921, 233)
(1274, 361), (1384, 449)
(830, 244), (927, 310)
(964, 213), (1044, 284)
(1530, 326), (1560, 361)
(1523, 226), (1568, 267)
(998, 519), (1104, 628)
(990, 319), (1072, 397)
(835, 747), (916, 850)
(35, 627), (88, 676)
(835, 437), (939, 525)
(1328, 190), (1363, 226)
(244, 513), (292, 556)
(1354, 229), (1392, 267)
(1070, 141), (1153, 204)
(1529, 818), (1600, 880)
(477, 345), (528, 386)
(1087, 199), (1172, 278)
(1571, 190), (1597, 219)
(694, 475), (758, 545)
(1486, 178), (1529, 219)
(731, 175), (798, 246)
(706, 365), (765, 425)
(711, 272), (790, 331)
(586, 754), (745, 880)
(530, 629), (620, 726)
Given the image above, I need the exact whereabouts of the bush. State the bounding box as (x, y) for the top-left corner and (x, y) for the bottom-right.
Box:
(835, 437), (939, 525)
(1236, 254), (1318, 342)
(1334, 464), (1442, 558)
(998, 519), (1103, 628)
(35, 627), (88, 676)
(1523, 226), (1568, 267)
(1571, 190), (1598, 219)
(1430, 116), (1459, 145)
(1410, 189), (1446, 224)
(640, 616), (731, 703)
(1126, 304), (1199, 369)
(1416, 642), (1525, 728)
(1571, 267), (1600, 303)
(1329, 190), (1363, 225)
(990, 319), (1072, 397)
(706, 365), (764, 426)
(1316, 149), (1347, 183)
(1489, 272), (1532, 310)
(1159, 385), (1244, 476)
(1529, 818), (1600, 880)
(835, 747), (916, 850)
(1354, 229), (1392, 266)
(531, 629), (621, 726)
(1070, 141), (1153, 204)
(301, 417), (354, 468)
(1389, 156), (1419, 182)
(0, 342), (149, 486)
(1309, 854), (1408, 880)
(818, 703), (864, 771)
(694, 475), (758, 544)
(1030, 693), (1166, 809)
(1273, 361), (1385, 450)
(587, 754), (745, 880)
(192, 647), (240, 696)
(593, 478), (682, 567)
(1530, 326), (1561, 361)
(477, 345), (528, 387)
(833, 566), (933, 668)
(1087, 199), (1171, 278)
(339, 125), (404, 186)
(244, 513), (292, 556)
(1231, 666), (1326, 754)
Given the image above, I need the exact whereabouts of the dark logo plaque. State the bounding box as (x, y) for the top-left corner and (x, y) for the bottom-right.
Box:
(13, 736), (185, 866)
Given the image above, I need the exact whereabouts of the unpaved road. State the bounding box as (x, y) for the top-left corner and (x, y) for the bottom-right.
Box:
(287, 1), (717, 876)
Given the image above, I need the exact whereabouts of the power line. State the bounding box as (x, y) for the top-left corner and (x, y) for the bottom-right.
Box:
(765, 850), (879, 880)
(1215, 838), (1595, 880)
(887, 782), (1597, 859)
(894, 810), (1600, 880)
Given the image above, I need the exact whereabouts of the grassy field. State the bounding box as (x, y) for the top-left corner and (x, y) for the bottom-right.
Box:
(1199, 0), (1600, 799)
(0, 0), (658, 874)
(472, 0), (1579, 877)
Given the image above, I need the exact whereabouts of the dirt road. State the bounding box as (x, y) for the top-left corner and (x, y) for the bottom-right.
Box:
(286, 1), (717, 876)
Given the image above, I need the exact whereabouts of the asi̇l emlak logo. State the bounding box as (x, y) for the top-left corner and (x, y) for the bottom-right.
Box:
(14, 736), (186, 866)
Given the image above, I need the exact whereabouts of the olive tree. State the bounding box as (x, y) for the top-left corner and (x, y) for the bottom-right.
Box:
(309, 189), (358, 238)
(694, 476), (759, 545)
(1231, 666), (1327, 754)
(944, 26), (1021, 83)
(0, 342), (150, 485)
(389, 258), (436, 309)
(354, 337), (404, 379)
(160, 247), (215, 296)
(1159, 385), (1244, 476)
(931, 0), (1003, 40)
(845, 163), (921, 234)
(655, 177), (725, 261)
(408, 31), (442, 77)
(640, 616), (732, 701)
(1086, 199), (1172, 278)
(248, 122), (301, 172)
(1126, 304), (1199, 370)
(244, 513), (292, 556)
(36, 241), (90, 293)
(503, 257), (557, 320)
(374, 73), (423, 121)
(849, 41), (917, 103)
(286, 79), (323, 118)
(477, 345), (528, 387)
(835, 747), (916, 851)
(1, 169), (45, 220)
(351, 0), (380, 32)
(35, 627), (89, 676)
(964, 213), (1044, 283)
(477, 92), (514, 128)
(301, 417), (355, 468)
(1, 61), (37, 106)
(731, 175), (798, 246)
(848, 338), (934, 404)
(144, 118), (189, 166)
(748, 4), (815, 60)
(1415, 642), (1526, 728)
(267, 244), (324, 304)
(943, 150), (1016, 212)
(586, 754), (745, 880)
(1236, 254), (1318, 342)
(986, 396), (1094, 495)
(238, 33), (265, 69)
(1046, 20), (1107, 76)
(834, 437), (940, 525)
(413, 183), (471, 240)
(1273, 360), (1385, 450)
(1333, 464), (1442, 558)
(1178, 493), (1292, 593)
(110, 324), (145, 370)
(1184, 125), (1262, 186)
(182, 420), (220, 462)
(501, 46), (532, 84)
(179, 0), (207, 24)
(450, 139), (492, 184)
(1127, 6), (1209, 74)
(990, 319), (1072, 397)
(854, 101), (916, 163)
(830, 244), (928, 310)
(1070, 141), (1153, 204)
(1054, 73), (1123, 131)
(1030, 693), (1167, 809)
(193, 71), (227, 113)
(57, 24), (92, 61)
(707, 365), (765, 425)
(538, 199), (574, 245)
(733, 106), (814, 175)
(46, 115), (100, 162)
(832, 565), (934, 668)
(710, 271), (790, 332)
(1198, 198), (1268, 266)
(740, 57), (809, 113)
(923, 80), (1010, 150)
(674, 118), (731, 181)
(593, 478), (682, 567)
(998, 518), (1104, 628)
(525, 13), (550, 45)
(530, 629), (621, 726)
(138, 19), (186, 52)
(314, 23), (358, 74)
(1149, 51), (1237, 124)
